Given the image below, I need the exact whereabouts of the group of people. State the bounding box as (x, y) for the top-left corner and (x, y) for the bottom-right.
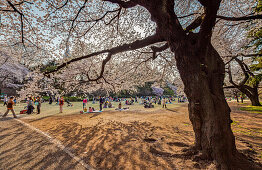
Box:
(26, 96), (42, 114)
(2, 96), (42, 118)
(2, 94), (184, 117)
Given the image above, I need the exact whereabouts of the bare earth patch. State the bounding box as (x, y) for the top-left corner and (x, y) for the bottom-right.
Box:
(22, 103), (262, 169)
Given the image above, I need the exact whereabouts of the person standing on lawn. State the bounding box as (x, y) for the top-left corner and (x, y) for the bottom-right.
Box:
(83, 98), (88, 110)
(162, 98), (167, 108)
(2, 96), (17, 118)
(35, 96), (41, 114)
(59, 97), (64, 113)
(27, 97), (34, 114)
(99, 96), (103, 111)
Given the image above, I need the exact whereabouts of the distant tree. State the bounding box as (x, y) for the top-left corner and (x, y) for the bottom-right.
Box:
(227, 57), (261, 106)
(0, 51), (29, 95)
(152, 87), (164, 96)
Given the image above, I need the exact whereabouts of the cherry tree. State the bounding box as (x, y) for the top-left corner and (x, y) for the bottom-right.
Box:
(151, 87), (164, 96)
(0, 50), (29, 94)
(1, 0), (262, 168)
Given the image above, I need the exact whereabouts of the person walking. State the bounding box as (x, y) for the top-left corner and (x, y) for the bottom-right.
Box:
(2, 96), (17, 118)
(59, 97), (64, 113)
(35, 96), (41, 114)
(3, 96), (7, 106)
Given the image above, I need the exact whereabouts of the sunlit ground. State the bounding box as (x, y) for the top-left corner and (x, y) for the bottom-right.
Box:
(0, 100), (261, 169)
(0, 100), (182, 119)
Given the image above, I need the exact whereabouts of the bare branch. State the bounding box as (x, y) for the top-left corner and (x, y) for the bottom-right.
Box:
(103, 0), (137, 8)
(217, 14), (262, 21)
(227, 64), (239, 87)
(178, 12), (201, 19)
(234, 58), (249, 86)
(14, 0), (33, 6)
(223, 53), (262, 65)
(5, 0), (26, 44)
(45, 34), (165, 75)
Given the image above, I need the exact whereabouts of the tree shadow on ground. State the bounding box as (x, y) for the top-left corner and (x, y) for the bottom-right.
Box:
(89, 112), (102, 118)
(0, 118), (87, 170)
(42, 120), (215, 169)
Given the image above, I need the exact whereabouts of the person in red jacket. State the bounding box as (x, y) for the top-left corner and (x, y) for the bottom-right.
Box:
(2, 96), (17, 118)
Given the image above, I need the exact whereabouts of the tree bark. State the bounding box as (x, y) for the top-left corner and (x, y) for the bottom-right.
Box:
(173, 35), (258, 169)
(239, 86), (261, 106)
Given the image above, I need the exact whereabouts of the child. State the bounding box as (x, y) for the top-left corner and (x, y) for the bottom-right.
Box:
(89, 107), (93, 112)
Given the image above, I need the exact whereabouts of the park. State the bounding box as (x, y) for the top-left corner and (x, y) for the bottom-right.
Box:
(0, 0), (262, 170)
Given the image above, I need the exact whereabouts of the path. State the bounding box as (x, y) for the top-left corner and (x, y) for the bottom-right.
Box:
(0, 117), (89, 170)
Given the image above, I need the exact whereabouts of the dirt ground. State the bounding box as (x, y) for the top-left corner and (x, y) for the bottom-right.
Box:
(22, 102), (262, 170)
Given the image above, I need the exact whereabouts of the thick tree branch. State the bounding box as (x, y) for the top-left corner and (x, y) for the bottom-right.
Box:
(223, 86), (236, 89)
(198, 0), (221, 46)
(235, 58), (249, 86)
(45, 34), (165, 75)
(227, 64), (239, 87)
(151, 43), (169, 60)
(185, 15), (204, 33)
(217, 14), (262, 21)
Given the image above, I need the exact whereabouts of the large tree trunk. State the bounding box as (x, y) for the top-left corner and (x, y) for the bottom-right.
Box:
(249, 94), (261, 106)
(172, 36), (258, 169)
(239, 86), (261, 106)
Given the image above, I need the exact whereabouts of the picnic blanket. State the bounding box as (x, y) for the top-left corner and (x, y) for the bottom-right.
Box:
(80, 110), (102, 114)
(115, 108), (129, 111)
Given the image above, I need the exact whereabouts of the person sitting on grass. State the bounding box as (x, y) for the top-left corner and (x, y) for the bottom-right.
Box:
(108, 102), (113, 108)
(89, 107), (93, 112)
(118, 102), (122, 110)
(103, 101), (108, 108)
(2, 96), (17, 118)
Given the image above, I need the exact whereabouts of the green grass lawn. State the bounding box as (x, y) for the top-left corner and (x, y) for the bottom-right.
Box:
(240, 105), (262, 113)
(0, 100), (182, 119)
